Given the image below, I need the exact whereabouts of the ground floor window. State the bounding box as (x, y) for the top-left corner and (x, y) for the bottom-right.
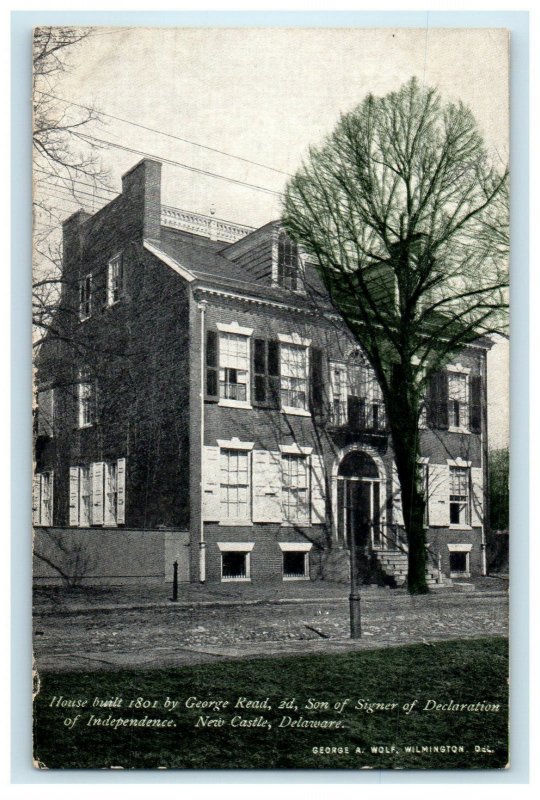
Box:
(33, 471), (53, 526)
(449, 466), (470, 525)
(282, 551), (309, 580)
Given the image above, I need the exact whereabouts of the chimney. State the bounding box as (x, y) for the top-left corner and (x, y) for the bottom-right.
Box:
(62, 209), (91, 272)
(121, 159), (162, 242)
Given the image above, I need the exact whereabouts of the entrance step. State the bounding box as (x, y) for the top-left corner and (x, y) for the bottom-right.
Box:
(373, 550), (452, 589)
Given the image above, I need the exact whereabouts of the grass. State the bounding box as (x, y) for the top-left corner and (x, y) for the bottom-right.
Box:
(33, 637), (508, 770)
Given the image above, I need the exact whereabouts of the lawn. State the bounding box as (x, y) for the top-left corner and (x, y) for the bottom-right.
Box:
(33, 637), (508, 770)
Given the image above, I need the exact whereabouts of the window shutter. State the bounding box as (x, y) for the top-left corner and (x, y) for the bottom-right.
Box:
(91, 462), (104, 525)
(469, 375), (482, 434)
(69, 467), (79, 526)
(427, 371), (449, 429)
(32, 475), (41, 525)
(253, 338), (267, 405)
(205, 330), (219, 402)
(310, 454), (326, 523)
(38, 389), (54, 437)
(267, 340), (281, 409)
(202, 446), (221, 521)
(310, 347), (324, 413)
(470, 467), (483, 527)
(117, 457), (126, 524)
(252, 450), (282, 522)
(392, 463), (404, 526)
(45, 472), (54, 526)
(428, 463), (449, 526)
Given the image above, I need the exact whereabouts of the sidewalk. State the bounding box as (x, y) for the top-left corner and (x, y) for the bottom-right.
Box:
(34, 574), (508, 615)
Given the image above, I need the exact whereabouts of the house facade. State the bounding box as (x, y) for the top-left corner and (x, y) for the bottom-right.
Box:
(33, 159), (490, 587)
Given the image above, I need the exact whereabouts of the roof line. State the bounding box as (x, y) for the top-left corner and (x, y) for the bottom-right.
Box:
(143, 240), (196, 283)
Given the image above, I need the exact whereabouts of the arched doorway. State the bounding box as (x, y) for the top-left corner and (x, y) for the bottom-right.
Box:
(336, 450), (384, 552)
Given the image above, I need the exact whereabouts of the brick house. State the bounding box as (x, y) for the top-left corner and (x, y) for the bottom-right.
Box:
(33, 159), (490, 587)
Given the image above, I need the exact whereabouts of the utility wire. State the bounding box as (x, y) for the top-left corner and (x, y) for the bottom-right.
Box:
(71, 130), (285, 198)
(35, 88), (292, 177)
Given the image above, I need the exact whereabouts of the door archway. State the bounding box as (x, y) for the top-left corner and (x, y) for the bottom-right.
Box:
(333, 447), (386, 551)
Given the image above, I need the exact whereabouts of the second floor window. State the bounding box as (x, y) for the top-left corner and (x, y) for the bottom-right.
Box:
(107, 254), (124, 305)
(78, 378), (94, 428)
(219, 332), (249, 402)
(79, 274), (92, 321)
(280, 343), (308, 410)
(448, 372), (469, 429)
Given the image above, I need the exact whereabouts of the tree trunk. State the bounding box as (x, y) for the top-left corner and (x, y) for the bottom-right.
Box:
(387, 391), (429, 595)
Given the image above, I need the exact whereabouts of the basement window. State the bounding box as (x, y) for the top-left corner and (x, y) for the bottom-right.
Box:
(282, 551), (309, 580)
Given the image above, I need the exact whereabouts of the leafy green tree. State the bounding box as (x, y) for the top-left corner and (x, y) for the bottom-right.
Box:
(283, 78), (508, 593)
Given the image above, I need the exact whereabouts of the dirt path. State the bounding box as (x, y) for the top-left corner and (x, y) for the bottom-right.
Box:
(34, 592), (508, 672)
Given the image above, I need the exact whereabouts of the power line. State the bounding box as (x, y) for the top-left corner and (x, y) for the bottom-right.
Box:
(71, 130), (285, 198)
(36, 180), (115, 204)
(35, 89), (292, 177)
(33, 168), (117, 196)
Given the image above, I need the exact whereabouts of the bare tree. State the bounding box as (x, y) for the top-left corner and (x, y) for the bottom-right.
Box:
(33, 27), (110, 346)
(283, 77), (508, 593)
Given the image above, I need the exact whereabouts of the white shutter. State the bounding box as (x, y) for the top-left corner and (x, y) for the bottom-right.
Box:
(428, 463), (449, 526)
(310, 454), (326, 524)
(252, 450), (282, 523)
(91, 462), (104, 525)
(202, 446), (221, 521)
(32, 475), (41, 525)
(392, 462), (404, 526)
(69, 467), (79, 526)
(47, 472), (54, 526)
(117, 458), (126, 525)
(471, 467), (484, 527)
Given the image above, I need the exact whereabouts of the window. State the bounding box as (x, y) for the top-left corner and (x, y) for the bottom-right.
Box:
(222, 551), (249, 580)
(280, 344), (308, 411)
(69, 459), (125, 527)
(104, 462), (118, 525)
(218, 543), (254, 581)
(449, 466), (470, 525)
(220, 449), (250, 521)
(330, 352), (386, 431)
(448, 372), (469, 430)
(33, 471), (53, 526)
(282, 454), (309, 524)
(37, 388), (54, 438)
(329, 362), (348, 425)
(448, 544), (472, 577)
(79, 274), (92, 320)
(283, 551), (309, 580)
(449, 551), (468, 573)
(78, 378), (94, 428)
(219, 332), (249, 402)
(277, 232), (299, 290)
(107, 254), (124, 305)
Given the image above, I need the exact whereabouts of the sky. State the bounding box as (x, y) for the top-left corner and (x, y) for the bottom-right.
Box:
(37, 25), (510, 447)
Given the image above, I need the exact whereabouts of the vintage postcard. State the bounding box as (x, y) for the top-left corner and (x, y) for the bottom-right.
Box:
(32, 26), (510, 770)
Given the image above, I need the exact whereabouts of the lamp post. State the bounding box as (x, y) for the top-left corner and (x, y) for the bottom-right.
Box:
(348, 493), (362, 639)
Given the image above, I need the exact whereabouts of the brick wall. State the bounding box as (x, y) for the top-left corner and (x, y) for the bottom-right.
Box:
(33, 528), (190, 585)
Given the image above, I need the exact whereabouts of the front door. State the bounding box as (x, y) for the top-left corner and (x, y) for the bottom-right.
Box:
(339, 478), (382, 551)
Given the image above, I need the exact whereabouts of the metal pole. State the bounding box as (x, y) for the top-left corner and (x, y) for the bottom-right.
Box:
(198, 300), (208, 583)
(348, 496), (362, 639)
(171, 560), (178, 602)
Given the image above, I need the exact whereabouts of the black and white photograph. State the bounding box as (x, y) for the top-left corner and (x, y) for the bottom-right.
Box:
(31, 24), (510, 770)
